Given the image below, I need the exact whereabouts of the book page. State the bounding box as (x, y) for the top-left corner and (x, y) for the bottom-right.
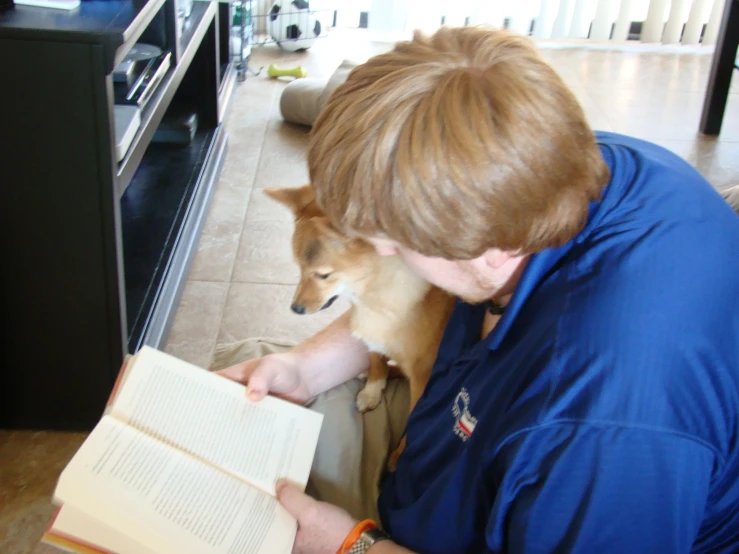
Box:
(54, 416), (296, 554)
(109, 347), (323, 496)
(44, 504), (156, 554)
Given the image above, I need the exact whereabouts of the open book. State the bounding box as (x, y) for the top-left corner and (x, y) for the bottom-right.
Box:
(42, 346), (323, 554)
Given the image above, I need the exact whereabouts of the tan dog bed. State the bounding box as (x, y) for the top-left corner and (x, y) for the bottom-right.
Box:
(722, 185), (739, 214)
(278, 59), (359, 127)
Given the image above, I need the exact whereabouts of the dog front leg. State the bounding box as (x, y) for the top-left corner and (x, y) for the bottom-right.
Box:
(387, 366), (431, 471)
(356, 352), (389, 412)
(406, 368), (431, 416)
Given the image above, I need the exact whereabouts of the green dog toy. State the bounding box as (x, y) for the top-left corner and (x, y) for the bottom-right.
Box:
(267, 64), (307, 79)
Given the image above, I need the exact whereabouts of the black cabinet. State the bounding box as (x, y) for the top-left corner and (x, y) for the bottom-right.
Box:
(0, 0), (237, 430)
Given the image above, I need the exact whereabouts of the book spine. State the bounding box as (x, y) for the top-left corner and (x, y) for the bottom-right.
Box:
(105, 355), (132, 409)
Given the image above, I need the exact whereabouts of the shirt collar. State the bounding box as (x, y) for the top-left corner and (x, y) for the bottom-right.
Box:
(485, 238), (578, 350)
(485, 142), (617, 350)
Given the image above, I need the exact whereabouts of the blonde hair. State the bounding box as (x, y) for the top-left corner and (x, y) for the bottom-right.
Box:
(308, 26), (610, 259)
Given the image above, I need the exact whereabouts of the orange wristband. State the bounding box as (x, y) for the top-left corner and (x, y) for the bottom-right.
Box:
(336, 519), (377, 554)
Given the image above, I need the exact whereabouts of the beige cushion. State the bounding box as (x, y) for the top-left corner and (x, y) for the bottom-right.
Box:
(279, 59), (359, 127)
(722, 185), (739, 214)
(278, 78), (329, 127)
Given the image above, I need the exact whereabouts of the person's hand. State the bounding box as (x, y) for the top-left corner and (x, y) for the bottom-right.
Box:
(216, 352), (311, 404)
(276, 479), (356, 554)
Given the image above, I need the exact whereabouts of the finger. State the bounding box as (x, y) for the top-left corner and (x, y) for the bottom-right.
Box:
(276, 480), (316, 520)
(215, 360), (274, 402)
(214, 358), (259, 383)
(244, 363), (279, 402)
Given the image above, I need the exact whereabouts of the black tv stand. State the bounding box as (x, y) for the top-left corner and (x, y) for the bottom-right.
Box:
(0, 0), (238, 430)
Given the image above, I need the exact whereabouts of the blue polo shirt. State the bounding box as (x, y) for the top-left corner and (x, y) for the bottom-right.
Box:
(377, 132), (739, 553)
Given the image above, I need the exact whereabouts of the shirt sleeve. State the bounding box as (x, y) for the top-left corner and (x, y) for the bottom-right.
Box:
(485, 422), (716, 554)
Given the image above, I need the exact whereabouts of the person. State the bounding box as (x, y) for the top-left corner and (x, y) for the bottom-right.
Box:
(218, 26), (739, 553)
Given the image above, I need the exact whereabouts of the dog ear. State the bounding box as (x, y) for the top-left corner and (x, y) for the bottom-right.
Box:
(311, 217), (343, 239)
(311, 217), (346, 247)
(263, 185), (315, 215)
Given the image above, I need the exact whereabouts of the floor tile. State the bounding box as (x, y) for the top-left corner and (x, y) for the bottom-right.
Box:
(253, 134), (311, 189)
(251, 114), (311, 190)
(593, 88), (707, 141)
(655, 139), (739, 191)
(218, 282), (349, 344)
(712, 98), (739, 142)
(0, 431), (87, 554)
(698, 142), (739, 190)
(569, 87), (614, 132)
(229, 80), (278, 118)
(264, 118), (312, 153)
(188, 173), (253, 282)
(245, 186), (297, 222)
(220, 131), (264, 186)
(221, 80), (278, 180)
(164, 280), (230, 368)
(543, 60), (586, 90)
(227, 84), (280, 149)
(231, 221), (300, 284)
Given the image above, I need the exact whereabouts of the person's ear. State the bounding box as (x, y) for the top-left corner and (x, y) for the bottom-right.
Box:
(482, 249), (512, 269)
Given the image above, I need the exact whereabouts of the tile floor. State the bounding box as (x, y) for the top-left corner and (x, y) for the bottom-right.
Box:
(2, 27), (739, 553)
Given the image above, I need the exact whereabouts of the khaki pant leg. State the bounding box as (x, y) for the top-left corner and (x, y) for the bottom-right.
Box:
(211, 338), (410, 524)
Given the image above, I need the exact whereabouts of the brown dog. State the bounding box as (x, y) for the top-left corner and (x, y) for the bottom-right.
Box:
(265, 185), (455, 467)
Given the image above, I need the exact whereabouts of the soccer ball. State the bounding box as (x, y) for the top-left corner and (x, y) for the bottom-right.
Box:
(268, 0), (322, 52)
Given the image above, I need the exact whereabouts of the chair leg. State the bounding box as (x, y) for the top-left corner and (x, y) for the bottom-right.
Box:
(700, 0), (739, 136)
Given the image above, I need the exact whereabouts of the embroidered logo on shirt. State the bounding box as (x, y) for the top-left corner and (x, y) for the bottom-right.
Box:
(452, 387), (477, 441)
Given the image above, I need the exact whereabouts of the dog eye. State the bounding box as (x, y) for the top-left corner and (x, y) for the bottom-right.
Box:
(315, 272), (332, 280)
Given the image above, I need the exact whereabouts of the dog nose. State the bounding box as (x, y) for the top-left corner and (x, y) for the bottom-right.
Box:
(291, 303), (306, 314)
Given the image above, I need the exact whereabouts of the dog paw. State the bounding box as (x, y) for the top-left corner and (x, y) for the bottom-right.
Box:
(356, 379), (386, 412)
(387, 452), (399, 472)
(387, 436), (407, 472)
